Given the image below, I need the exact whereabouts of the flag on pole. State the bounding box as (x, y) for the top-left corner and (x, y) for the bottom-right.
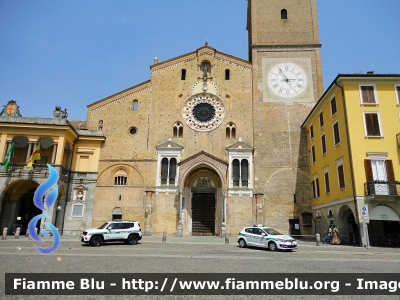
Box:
(2, 142), (14, 172)
(26, 143), (41, 168)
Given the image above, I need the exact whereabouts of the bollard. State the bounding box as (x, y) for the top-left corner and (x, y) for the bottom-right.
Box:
(2, 227), (7, 240)
(162, 231), (167, 242)
(225, 232), (229, 244)
(316, 233), (320, 246)
(15, 227), (20, 239)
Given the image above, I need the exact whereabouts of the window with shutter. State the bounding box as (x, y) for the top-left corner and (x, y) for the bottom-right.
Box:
(364, 113), (381, 136)
(333, 122), (340, 145)
(364, 159), (374, 181)
(337, 164), (345, 189)
(385, 160), (395, 181)
(311, 178), (319, 198)
(324, 171), (330, 194)
(331, 97), (337, 115)
(311, 180), (317, 198)
(360, 86), (376, 104)
(386, 160), (397, 195)
(364, 159), (375, 194)
(311, 145), (316, 163)
(311, 181), (315, 198)
(310, 125), (314, 139)
(396, 86), (400, 104)
(321, 134), (326, 155)
(319, 112), (324, 127)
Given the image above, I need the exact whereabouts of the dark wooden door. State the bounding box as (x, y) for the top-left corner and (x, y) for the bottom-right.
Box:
(192, 193), (215, 236)
(289, 218), (301, 236)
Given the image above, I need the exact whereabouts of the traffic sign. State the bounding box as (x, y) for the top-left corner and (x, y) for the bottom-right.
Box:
(361, 204), (369, 219)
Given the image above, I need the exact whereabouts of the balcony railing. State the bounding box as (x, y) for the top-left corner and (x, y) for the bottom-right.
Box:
(0, 163), (70, 174)
(365, 181), (400, 196)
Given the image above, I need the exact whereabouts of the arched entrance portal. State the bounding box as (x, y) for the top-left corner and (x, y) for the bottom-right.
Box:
(0, 180), (42, 235)
(178, 151), (228, 237)
(338, 205), (360, 245)
(186, 170), (221, 236)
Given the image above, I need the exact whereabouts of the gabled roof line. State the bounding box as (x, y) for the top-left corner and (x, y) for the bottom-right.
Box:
(178, 150), (228, 167)
(151, 45), (251, 74)
(88, 80), (151, 112)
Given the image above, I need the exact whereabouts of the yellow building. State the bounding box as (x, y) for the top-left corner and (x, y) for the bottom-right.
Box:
(0, 103), (104, 235)
(302, 74), (400, 247)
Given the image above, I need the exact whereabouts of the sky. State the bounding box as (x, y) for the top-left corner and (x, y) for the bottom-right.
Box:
(1, 0), (399, 121)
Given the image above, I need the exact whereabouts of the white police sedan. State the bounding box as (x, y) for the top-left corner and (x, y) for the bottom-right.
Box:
(237, 226), (297, 251)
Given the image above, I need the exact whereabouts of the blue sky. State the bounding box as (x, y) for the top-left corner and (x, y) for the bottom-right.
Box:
(1, 0), (399, 121)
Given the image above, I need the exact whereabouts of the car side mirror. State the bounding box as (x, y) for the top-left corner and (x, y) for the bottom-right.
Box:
(261, 232), (266, 236)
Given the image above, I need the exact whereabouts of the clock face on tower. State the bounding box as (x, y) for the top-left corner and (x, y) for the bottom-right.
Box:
(267, 62), (308, 98)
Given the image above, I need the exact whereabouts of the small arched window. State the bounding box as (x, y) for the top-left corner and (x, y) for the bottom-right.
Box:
(160, 157), (177, 185)
(241, 160), (249, 187)
(98, 120), (103, 130)
(133, 100), (138, 111)
(232, 159), (240, 187)
(173, 122), (183, 138)
(161, 158), (169, 184)
(232, 158), (249, 187)
(281, 9), (288, 20)
(181, 69), (186, 80)
(114, 169), (127, 185)
(225, 69), (230, 80)
(169, 158), (177, 185)
(226, 122), (236, 139)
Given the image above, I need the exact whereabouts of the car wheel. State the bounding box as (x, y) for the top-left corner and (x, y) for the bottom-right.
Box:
(268, 241), (277, 251)
(238, 239), (247, 248)
(90, 236), (102, 247)
(127, 235), (138, 245)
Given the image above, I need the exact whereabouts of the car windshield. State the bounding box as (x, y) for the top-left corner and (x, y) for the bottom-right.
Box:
(97, 223), (109, 229)
(262, 228), (282, 235)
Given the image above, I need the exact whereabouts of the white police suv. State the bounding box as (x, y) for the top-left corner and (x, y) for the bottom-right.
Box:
(81, 220), (142, 247)
(237, 225), (297, 251)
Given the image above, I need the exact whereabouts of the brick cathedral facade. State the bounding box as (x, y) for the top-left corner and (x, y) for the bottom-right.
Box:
(85, 0), (323, 236)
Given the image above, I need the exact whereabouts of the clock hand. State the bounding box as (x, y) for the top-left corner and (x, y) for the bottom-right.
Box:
(278, 69), (292, 87)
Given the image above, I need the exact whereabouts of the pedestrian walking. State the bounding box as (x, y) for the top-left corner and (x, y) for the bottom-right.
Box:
(331, 225), (341, 245)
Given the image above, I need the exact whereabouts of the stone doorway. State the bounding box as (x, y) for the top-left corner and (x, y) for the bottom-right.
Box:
(191, 192), (215, 236)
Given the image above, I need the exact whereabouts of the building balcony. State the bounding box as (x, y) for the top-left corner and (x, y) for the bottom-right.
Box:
(0, 163), (71, 177)
(364, 181), (400, 197)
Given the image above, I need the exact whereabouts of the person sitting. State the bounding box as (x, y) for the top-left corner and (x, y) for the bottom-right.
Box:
(322, 225), (332, 244)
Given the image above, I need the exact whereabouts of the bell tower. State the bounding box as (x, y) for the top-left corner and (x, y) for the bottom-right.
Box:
(248, 0), (323, 233)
